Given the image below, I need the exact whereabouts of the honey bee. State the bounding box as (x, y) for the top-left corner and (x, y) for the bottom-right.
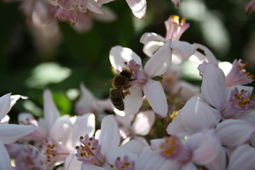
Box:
(110, 69), (133, 111)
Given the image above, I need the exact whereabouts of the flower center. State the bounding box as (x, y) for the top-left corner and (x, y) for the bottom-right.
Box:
(159, 137), (179, 158)
(75, 134), (104, 166)
(231, 88), (254, 108)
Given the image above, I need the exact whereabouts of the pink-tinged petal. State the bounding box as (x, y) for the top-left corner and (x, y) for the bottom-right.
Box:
(121, 140), (145, 154)
(43, 89), (60, 132)
(144, 39), (172, 77)
(125, 0), (146, 19)
(72, 113), (95, 146)
(198, 62), (226, 110)
(171, 0), (180, 8)
(75, 83), (97, 115)
(182, 162), (197, 170)
(93, 6), (117, 22)
(104, 146), (137, 166)
(158, 160), (181, 170)
(110, 46), (142, 72)
(132, 110), (155, 135)
(171, 41), (198, 61)
(227, 145), (255, 170)
(0, 141), (13, 170)
(192, 131), (226, 170)
(116, 115), (133, 128)
(140, 33), (166, 44)
(215, 119), (255, 148)
(244, 0), (255, 13)
(49, 115), (72, 141)
(96, 0), (115, 5)
(179, 96), (218, 134)
(81, 163), (105, 170)
(65, 149), (83, 170)
(5, 143), (23, 159)
(114, 84), (143, 116)
(194, 43), (218, 64)
(150, 138), (164, 150)
(135, 146), (166, 170)
(167, 115), (188, 136)
(142, 41), (164, 57)
(143, 79), (168, 117)
(96, 98), (113, 111)
(0, 93), (11, 121)
(0, 124), (37, 144)
(87, 0), (104, 14)
(99, 115), (120, 155)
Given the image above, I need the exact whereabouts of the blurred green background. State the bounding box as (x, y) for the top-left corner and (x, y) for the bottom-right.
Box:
(1, 0), (255, 121)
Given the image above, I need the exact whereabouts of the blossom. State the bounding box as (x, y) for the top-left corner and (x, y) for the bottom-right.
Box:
(18, 89), (96, 169)
(0, 93), (37, 170)
(198, 61), (255, 118)
(171, 0), (180, 9)
(109, 39), (172, 117)
(140, 15), (217, 65)
(245, 0), (255, 14)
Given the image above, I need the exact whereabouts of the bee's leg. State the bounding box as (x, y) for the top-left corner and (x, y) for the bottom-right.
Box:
(123, 90), (131, 99)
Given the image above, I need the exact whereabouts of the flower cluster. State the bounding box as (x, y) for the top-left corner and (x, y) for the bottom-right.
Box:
(2, 0), (255, 169)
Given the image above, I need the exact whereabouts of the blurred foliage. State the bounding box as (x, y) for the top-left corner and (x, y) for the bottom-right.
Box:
(1, 0), (255, 121)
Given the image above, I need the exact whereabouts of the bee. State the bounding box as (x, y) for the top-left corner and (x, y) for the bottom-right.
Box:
(110, 69), (133, 111)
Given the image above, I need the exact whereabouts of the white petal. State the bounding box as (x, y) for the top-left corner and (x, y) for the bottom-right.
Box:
(144, 39), (172, 77)
(49, 115), (72, 141)
(0, 124), (37, 144)
(0, 141), (13, 170)
(81, 163), (105, 170)
(0, 93), (11, 121)
(142, 41), (164, 57)
(171, 41), (198, 61)
(126, 0), (147, 19)
(167, 115), (188, 136)
(198, 62), (226, 110)
(215, 119), (255, 148)
(110, 46), (142, 72)
(179, 96), (218, 134)
(113, 84), (143, 116)
(227, 145), (255, 170)
(182, 162), (197, 170)
(194, 43), (218, 64)
(115, 115), (133, 128)
(87, 0), (103, 14)
(65, 153), (82, 170)
(143, 79), (168, 117)
(120, 140), (145, 154)
(132, 110), (155, 135)
(99, 115), (120, 155)
(43, 89), (60, 132)
(140, 32), (166, 44)
(72, 113), (95, 146)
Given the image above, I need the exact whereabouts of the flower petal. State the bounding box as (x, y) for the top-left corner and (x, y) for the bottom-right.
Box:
(142, 41), (165, 57)
(140, 32), (166, 44)
(144, 39), (172, 77)
(43, 89), (60, 132)
(125, 0), (147, 19)
(179, 96), (218, 134)
(194, 43), (218, 64)
(143, 79), (168, 117)
(113, 84), (143, 116)
(110, 46), (142, 72)
(99, 115), (120, 155)
(0, 93), (11, 121)
(198, 62), (226, 110)
(171, 41), (198, 61)
(167, 115), (188, 137)
(215, 119), (255, 148)
(131, 110), (155, 135)
(87, 0), (103, 14)
(72, 113), (95, 146)
(227, 145), (255, 170)
(0, 124), (37, 144)
(0, 141), (13, 170)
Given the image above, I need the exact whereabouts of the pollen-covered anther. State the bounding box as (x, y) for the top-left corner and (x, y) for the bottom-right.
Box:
(171, 15), (180, 25)
(75, 134), (104, 166)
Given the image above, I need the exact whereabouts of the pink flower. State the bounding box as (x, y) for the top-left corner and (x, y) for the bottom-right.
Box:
(109, 40), (172, 117)
(0, 93), (37, 170)
(140, 15), (217, 65)
(245, 0), (255, 14)
(198, 61), (255, 118)
(225, 59), (254, 87)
